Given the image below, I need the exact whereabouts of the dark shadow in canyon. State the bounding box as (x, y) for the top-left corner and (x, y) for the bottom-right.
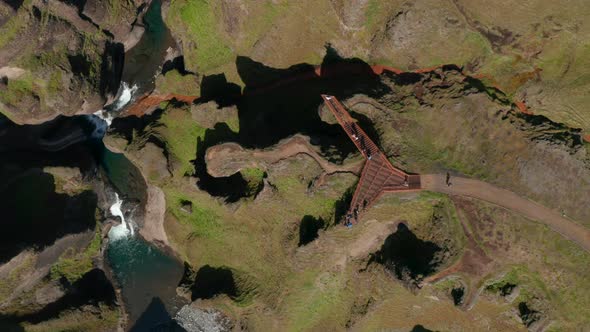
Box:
(129, 297), (182, 332)
(199, 73), (241, 107)
(100, 41), (125, 99)
(410, 325), (435, 332)
(190, 46), (391, 201)
(371, 223), (443, 287)
(451, 286), (465, 306)
(1, 269), (116, 325)
(193, 123), (251, 203)
(0, 170), (97, 263)
(518, 302), (541, 328)
(299, 215), (325, 246)
(334, 184), (355, 224)
(162, 55), (191, 75)
(190, 265), (237, 301)
(231, 45), (389, 156)
(0, 115), (105, 263)
(3, 0), (24, 10)
(120, 0), (174, 95)
(0, 113), (107, 163)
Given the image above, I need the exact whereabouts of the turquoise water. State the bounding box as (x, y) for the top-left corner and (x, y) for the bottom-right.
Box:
(104, 1), (186, 328)
(122, 0), (174, 94)
(107, 236), (185, 329)
(101, 146), (147, 203)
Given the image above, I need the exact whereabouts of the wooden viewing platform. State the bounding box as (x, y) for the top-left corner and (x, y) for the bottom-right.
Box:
(321, 95), (421, 224)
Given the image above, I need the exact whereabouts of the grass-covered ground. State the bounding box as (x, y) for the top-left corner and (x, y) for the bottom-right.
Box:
(160, 0), (590, 137)
(50, 224), (102, 283)
(121, 63), (590, 329)
(106, 88), (587, 330)
(166, 0), (234, 73)
(455, 198), (590, 330)
(20, 304), (119, 332)
(155, 106), (207, 176)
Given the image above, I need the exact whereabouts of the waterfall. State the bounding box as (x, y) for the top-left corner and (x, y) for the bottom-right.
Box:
(115, 82), (139, 110)
(108, 193), (135, 241)
(93, 109), (113, 126)
(93, 81), (138, 129)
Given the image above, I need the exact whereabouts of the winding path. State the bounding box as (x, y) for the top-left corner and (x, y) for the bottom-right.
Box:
(421, 174), (590, 253)
(205, 134), (364, 177)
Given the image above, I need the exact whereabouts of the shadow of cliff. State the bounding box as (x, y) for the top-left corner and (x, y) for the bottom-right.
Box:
(1, 269), (116, 325)
(371, 223), (443, 287)
(231, 45), (389, 153)
(129, 297), (184, 332)
(191, 46), (391, 201)
(0, 115), (102, 263)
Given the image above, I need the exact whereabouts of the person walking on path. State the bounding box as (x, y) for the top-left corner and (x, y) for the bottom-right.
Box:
(446, 172), (451, 186)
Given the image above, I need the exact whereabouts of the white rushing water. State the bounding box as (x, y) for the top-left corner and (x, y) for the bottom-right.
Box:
(108, 193), (135, 241)
(93, 81), (139, 127)
(93, 109), (113, 126)
(115, 82), (139, 110)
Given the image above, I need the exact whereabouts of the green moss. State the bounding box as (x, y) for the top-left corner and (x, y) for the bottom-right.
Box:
(240, 167), (265, 196)
(230, 270), (258, 307)
(0, 75), (35, 106)
(237, 2), (286, 54)
(47, 71), (62, 94)
(433, 277), (461, 292)
(484, 266), (553, 310)
(365, 0), (381, 30)
(0, 254), (35, 300)
(103, 0), (135, 26)
(285, 270), (349, 331)
(156, 107), (207, 176)
(166, 187), (222, 239)
(167, 0), (233, 72)
(22, 303), (119, 332)
(155, 69), (200, 96)
(485, 269), (520, 294)
(0, 10), (29, 49)
(225, 114), (240, 133)
(50, 225), (102, 283)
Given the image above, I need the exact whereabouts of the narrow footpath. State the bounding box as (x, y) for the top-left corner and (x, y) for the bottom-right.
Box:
(421, 174), (590, 253)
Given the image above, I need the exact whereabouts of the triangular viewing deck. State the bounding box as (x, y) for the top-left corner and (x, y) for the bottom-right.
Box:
(321, 95), (421, 224)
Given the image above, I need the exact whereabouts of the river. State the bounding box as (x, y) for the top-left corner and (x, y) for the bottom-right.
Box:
(0, 0), (187, 329)
(101, 0), (187, 329)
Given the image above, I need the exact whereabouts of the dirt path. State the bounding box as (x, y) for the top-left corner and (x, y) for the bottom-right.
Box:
(205, 134), (363, 177)
(421, 174), (590, 253)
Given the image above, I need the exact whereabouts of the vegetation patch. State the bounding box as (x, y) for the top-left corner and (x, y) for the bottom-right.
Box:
(156, 106), (206, 176)
(0, 254), (35, 301)
(167, 0), (233, 72)
(239, 167), (265, 197)
(50, 225), (102, 284)
(155, 69), (200, 96)
(0, 74), (35, 106)
(188, 264), (257, 306)
(165, 187), (222, 240)
(20, 304), (118, 332)
(0, 7), (29, 49)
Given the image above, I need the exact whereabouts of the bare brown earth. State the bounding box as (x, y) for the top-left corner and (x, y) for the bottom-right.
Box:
(203, 130), (590, 255)
(205, 134), (364, 179)
(422, 174), (590, 253)
(423, 197), (496, 309)
(123, 93), (198, 117)
(121, 62), (537, 117)
(0, 231), (93, 311)
(139, 185), (169, 246)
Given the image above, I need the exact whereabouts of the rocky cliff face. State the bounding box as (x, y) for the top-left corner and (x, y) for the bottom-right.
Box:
(162, 0), (590, 136)
(0, 0), (151, 124)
